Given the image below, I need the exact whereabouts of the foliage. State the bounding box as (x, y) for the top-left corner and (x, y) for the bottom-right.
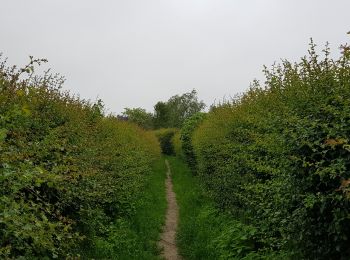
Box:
(180, 112), (206, 173)
(153, 101), (170, 129)
(153, 128), (178, 155)
(154, 89), (205, 129)
(172, 131), (183, 158)
(122, 107), (154, 130)
(83, 158), (167, 259)
(191, 41), (350, 259)
(0, 56), (160, 258)
(169, 157), (287, 259)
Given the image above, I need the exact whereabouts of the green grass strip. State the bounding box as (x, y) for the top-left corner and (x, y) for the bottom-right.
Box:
(168, 156), (225, 259)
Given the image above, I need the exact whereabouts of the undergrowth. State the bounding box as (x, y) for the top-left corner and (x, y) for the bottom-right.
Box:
(191, 41), (350, 258)
(83, 158), (167, 259)
(169, 157), (288, 259)
(0, 56), (161, 258)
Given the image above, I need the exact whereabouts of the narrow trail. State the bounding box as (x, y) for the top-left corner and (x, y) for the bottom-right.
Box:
(158, 159), (181, 260)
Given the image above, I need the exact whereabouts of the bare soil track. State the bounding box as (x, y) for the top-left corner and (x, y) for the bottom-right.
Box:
(158, 160), (181, 260)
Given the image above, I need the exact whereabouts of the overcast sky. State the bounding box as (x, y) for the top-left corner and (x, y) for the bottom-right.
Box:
(1, 1), (349, 114)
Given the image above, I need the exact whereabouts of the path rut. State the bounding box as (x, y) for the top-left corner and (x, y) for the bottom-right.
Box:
(158, 160), (181, 260)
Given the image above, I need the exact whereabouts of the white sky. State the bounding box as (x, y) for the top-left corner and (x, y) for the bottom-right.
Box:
(1, 0), (349, 114)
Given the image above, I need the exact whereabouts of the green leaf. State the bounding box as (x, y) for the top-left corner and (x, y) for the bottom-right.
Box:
(0, 128), (8, 142)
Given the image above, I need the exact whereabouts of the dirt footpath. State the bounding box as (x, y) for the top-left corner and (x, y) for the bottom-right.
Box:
(158, 160), (181, 260)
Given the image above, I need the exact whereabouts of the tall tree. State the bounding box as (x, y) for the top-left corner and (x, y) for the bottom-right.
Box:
(121, 107), (153, 129)
(154, 89), (205, 128)
(153, 101), (170, 129)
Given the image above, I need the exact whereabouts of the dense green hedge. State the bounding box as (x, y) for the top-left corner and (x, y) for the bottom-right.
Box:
(153, 128), (178, 155)
(191, 43), (350, 258)
(180, 112), (206, 173)
(172, 131), (183, 158)
(0, 59), (160, 258)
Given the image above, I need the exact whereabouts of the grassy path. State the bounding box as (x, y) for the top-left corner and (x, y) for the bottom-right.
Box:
(167, 156), (221, 259)
(158, 160), (181, 259)
(168, 156), (240, 260)
(167, 156), (285, 259)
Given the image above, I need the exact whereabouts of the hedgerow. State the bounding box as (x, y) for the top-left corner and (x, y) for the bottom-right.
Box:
(180, 112), (206, 173)
(0, 57), (160, 258)
(172, 131), (183, 158)
(153, 128), (178, 155)
(191, 41), (350, 258)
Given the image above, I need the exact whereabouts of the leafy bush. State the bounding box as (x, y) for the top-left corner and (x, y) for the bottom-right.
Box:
(121, 107), (154, 129)
(153, 128), (178, 155)
(153, 89), (205, 128)
(0, 57), (160, 258)
(180, 112), (206, 173)
(169, 156), (290, 260)
(83, 158), (167, 259)
(172, 131), (183, 158)
(191, 42), (350, 258)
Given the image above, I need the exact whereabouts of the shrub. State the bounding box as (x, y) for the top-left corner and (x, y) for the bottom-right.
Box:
(180, 112), (206, 173)
(192, 42), (350, 258)
(172, 131), (183, 158)
(0, 57), (160, 258)
(153, 128), (178, 155)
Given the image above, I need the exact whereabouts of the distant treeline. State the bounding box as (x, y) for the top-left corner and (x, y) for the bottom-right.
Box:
(121, 89), (206, 130)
